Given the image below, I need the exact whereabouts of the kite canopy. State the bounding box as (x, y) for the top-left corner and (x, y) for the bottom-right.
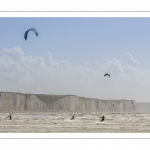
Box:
(24, 28), (38, 40)
(104, 73), (110, 78)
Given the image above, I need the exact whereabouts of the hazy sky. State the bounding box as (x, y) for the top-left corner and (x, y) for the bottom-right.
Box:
(0, 17), (150, 102)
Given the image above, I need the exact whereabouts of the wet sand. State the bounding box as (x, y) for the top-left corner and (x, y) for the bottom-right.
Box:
(0, 112), (150, 133)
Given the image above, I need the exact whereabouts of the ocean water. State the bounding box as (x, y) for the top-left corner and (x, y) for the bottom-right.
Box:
(0, 112), (150, 133)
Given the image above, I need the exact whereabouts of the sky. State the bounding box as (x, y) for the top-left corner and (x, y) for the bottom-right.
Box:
(0, 17), (150, 102)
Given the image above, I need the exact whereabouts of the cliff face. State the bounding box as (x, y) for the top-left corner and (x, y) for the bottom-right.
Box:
(0, 92), (136, 112)
(136, 102), (150, 112)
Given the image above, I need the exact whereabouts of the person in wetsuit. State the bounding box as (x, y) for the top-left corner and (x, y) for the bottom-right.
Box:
(70, 115), (74, 120)
(9, 114), (11, 120)
(100, 115), (105, 122)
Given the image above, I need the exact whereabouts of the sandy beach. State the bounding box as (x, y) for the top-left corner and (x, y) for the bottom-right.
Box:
(0, 112), (150, 133)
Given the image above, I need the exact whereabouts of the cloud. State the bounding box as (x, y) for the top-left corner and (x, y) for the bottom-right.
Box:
(0, 46), (150, 102)
(18, 72), (34, 85)
(121, 52), (140, 66)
